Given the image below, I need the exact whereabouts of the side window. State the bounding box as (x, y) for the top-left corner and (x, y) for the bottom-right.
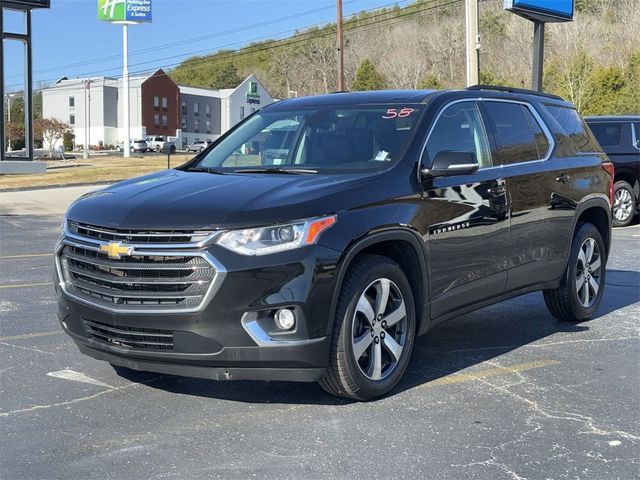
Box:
(483, 102), (545, 165)
(546, 105), (601, 153)
(633, 123), (640, 150)
(425, 101), (492, 169)
(587, 122), (622, 147)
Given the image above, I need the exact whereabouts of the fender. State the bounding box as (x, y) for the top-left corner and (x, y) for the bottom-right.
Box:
(327, 227), (431, 337)
(564, 194), (612, 270)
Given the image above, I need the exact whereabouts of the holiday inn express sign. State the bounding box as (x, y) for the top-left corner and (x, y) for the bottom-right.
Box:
(98, 0), (152, 23)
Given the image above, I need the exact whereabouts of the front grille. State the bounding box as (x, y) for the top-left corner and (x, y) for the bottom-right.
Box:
(59, 245), (216, 311)
(83, 318), (174, 350)
(68, 221), (213, 244)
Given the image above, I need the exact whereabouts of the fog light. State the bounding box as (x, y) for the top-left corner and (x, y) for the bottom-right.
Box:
(274, 308), (296, 330)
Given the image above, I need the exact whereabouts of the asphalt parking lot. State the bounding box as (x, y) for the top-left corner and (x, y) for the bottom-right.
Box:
(1, 214), (638, 480)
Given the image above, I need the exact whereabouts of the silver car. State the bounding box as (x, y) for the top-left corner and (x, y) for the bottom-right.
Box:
(116, 140), (148, 153)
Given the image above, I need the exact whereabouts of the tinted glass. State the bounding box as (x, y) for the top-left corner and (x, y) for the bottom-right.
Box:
(484, 102), (542, 165)
(425, 101), (491, 168)
(523, 107), (549, 158)
(197, 105), (423, 172)
(588, 122), (622, 147)
(546, 105), (601, 153)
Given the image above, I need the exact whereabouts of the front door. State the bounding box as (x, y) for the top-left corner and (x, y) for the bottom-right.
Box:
(419, 101), (510, 319)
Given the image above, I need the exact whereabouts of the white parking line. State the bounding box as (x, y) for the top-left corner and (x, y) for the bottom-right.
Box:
(47, 369), (114, 389)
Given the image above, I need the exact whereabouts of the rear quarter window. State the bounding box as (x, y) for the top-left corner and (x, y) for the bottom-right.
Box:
(545, 105), (602, 153)
(587, 123), (623, 147)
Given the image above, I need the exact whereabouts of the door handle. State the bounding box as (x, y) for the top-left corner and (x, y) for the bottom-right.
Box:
(488, 186), (506, 196)
(555, 173), (570, 184)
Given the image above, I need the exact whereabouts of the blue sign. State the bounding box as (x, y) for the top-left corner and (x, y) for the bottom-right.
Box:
(504, 0), (574, 22)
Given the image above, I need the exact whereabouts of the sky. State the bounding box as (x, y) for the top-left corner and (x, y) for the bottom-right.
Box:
(3, 0), (413, 92)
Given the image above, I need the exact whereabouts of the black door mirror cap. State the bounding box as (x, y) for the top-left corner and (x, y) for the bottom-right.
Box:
(421, 151), (479, 178)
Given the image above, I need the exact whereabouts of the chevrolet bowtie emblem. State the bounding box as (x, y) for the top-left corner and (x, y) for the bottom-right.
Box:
(100, 242), (134, 259)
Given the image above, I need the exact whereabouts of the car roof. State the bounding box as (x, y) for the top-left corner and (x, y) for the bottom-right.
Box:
(273, 90), (436, 107)
(585, 115), (640, 122)
(266, 87), (573, 109)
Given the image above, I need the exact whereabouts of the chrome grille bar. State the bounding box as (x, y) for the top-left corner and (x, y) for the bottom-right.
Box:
(57, 225), (226, 313)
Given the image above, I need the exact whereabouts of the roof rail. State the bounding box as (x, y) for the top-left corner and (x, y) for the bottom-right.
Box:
(467, 84), (564, 101)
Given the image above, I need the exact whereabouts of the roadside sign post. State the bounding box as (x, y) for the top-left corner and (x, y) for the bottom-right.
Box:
(504, 0), (575, 91)
(98, 0), (152, 158)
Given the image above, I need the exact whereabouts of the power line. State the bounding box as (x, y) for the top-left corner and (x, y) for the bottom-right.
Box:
(12, 0), (463, 94)
(7, 1), (363, 80)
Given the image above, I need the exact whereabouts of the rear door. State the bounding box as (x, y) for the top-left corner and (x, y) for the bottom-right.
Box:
(420, 100), (510, 318)
(481, 99), (573, 291)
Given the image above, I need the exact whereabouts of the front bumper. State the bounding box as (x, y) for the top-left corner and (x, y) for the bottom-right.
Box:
(55, 237), (341, 382)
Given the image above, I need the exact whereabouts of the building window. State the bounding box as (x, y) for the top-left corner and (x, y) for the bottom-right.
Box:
(69, 114), (75, 125)
(250, 107), (256, 114)
(193, 102), (199, 116)
(181, 117), (187, 130)
(181, 100), (187, 115)
(162, 97), (168, 110)
(69, 96), (75, 108)
(206, 120), (211, 134)
(240, 106), (245, 120)
(154, 96), (160, 109)
(154, 114), (160, 127)
(205, 104), (211, 117)
(194, 119), (200, 133)
(162, 114), (168, 128)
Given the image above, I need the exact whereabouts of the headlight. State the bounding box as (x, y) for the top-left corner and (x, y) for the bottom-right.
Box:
(216, 215), (336, 256)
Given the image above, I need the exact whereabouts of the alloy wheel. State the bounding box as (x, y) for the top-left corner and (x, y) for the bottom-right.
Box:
(613, 187), (634, 223)
(351, 278), (408, 381)
(575, 237), (602, 308)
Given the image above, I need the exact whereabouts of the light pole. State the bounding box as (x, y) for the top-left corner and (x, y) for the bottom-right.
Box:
(336, 0), (345, 91)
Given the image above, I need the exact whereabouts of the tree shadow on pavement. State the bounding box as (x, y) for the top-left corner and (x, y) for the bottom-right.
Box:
(114, 269), (639, 405)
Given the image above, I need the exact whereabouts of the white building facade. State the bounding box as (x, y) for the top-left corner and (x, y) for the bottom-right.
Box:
(42, 72), (273, 150)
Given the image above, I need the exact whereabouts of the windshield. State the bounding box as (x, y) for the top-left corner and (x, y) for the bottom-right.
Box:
(195, 105), (422, 172)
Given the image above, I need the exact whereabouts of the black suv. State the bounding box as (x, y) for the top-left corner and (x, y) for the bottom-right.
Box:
(585, 116), (640, 227)
(56, 86), (613, 400)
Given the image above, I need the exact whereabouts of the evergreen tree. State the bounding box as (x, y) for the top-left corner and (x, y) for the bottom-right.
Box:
(352, 59), (386, 91)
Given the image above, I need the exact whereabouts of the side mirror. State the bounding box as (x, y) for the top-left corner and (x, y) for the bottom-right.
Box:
(421, 151), (479, 178)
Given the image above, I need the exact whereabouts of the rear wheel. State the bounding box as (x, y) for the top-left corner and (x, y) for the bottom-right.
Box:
(319, 254), (416, 401)
(129, 146), (135, 153)
(612, 180), (636, 227)
(155, 145), (161, 153)
(544, 222), (606, 322)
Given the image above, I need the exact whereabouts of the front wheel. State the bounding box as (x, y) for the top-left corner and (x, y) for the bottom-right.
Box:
(155, 145), (161, 153)
(612, 180), (636, 227)
(544, 222), (606, 322)
(319, 254), (416, 401)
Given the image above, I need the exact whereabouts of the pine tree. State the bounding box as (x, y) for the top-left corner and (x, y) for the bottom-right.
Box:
(352, 59), (386, 91)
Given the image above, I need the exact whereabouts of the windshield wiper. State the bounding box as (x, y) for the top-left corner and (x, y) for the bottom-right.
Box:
(188, 166), (226, 175)
(235, 167), (318, 175)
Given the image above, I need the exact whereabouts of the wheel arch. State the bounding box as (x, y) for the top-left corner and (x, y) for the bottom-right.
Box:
(328, 228), (430, 338)
(573, 198), (612, 258)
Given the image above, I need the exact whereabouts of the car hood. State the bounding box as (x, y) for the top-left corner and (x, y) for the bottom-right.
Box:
(66, 169), (385, 229)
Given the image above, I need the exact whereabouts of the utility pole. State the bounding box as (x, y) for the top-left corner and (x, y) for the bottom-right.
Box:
(6, 94), (10, 151)
(336, 0), (345, 91)
(464, 0), (480, 86)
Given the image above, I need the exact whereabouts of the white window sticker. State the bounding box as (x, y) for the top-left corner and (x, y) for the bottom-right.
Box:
(273, 158), (283, 165)
(374, 150), (390, 161)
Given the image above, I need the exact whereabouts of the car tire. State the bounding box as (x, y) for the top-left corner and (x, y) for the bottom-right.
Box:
(130, 146), (135, 153)
(543, 222), (606, 322)
(116, 146), (121, 152)
(612, 180), (636, 228)
(319, 254), (416, 401)
(155, 145), (161, 153)
(199, 147), (205, 152)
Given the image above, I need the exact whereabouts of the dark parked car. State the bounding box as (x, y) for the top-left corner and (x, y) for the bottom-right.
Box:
(56, 86), (613, 400)
(585, 116), (640, 227)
